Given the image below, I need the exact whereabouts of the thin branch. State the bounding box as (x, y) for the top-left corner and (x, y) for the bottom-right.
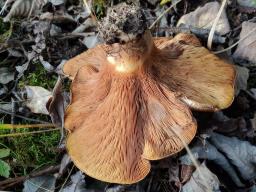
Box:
(207, 0), (227, 49)
(149, 0), (183, 30)
(0, 128), (60, 138)
(214, 26), (256, 54)
(0, 108), (50, 124)
(0, 165), (60, 190)
(0, 123), (55, 129)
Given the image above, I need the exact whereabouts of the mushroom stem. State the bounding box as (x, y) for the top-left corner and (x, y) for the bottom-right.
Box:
(106, 31), (154, 74)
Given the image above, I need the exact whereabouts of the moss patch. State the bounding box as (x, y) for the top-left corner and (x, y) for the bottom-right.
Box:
(18, 62), (57, 90)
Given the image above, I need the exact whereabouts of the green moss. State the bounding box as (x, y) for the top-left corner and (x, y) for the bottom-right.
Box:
(0, 18), (12, 44)
(93, 0), (106, 18)
(0, 62), (60, 176)
(19, 62), (57, 90)
(0, 129), (60, 175)
(0, 18), (8, 34)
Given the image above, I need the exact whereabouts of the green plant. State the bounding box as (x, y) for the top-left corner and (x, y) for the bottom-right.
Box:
(160, 0), (171, 5)
(18, 62), (57, 90)
(93, 0), (106, 18)
(0, 148), (11, 178)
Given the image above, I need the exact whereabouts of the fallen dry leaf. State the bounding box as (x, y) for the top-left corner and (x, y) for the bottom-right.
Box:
(210, 132), (256, 181)
(23, 175), (56, 192)
(4, 0), (47, 22)
(177, 2), (230, 35)
(235, 65), (249, 95)
(24, 86), (52, 115)
(46, 76), (65, 127)
(61, 171), (86, 192)
(180, 164), (195, 184)
(233, 21), (256, 64)
(237, 0), (256, 8)
(179, 140), (244, 187)
(181, 163), (220, 192)
(0, 67), (14, 85)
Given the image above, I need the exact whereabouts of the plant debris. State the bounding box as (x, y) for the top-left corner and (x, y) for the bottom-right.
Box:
(233, 21), (256, 64)
(177, 2), (230, 35)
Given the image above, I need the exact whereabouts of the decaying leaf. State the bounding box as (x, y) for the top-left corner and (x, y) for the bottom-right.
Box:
(0, 67), (14, 84)
(0, 159), (10, 178)
(49, 0), (66, 6)
(237, 0), (256, 8)
(4, 0), (48, 22)
(251, 113), (256, 130)
(233, 22), (256, 64)
(61, 171), (86, 192)
(210, 132), (256, 181)
(105, 185), (127, 192)
(63, 3), (235, 184)
(179, 140), (244, 187)
(46, 76), (65, 127)
(180, 164), (195, 184)
(82, 34), (100, 49)
(212, 111), (249, 139)
(181, 163), (220, 192)
(40, 11), (76, 24)
(235, 65), (249, 95)
(23, 175), (56, 192)
(24, 86), (52, 115)
(57, 154), (71, 177)
(177, 2), (230, 35)
(72, 17), (96, 33)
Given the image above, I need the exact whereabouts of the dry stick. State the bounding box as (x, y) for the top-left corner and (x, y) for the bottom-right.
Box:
(0, 0), (11, 15)
(0, 123), (54, 129)
(83, 0), (91, 14)
(214, 26), (256, 54)
(0, 128), (60, 138)
(59, 164), (75, 191)
(27, 0), (36, 19)
(27, 179), (54, 192)
(0, 165), (60, 189)
(159, 26), (226, 44)
(166, 127), (211, 192)
(149, 0), (183, 30)
(207, 0), (227, 49)
(0, 108), (50, 124)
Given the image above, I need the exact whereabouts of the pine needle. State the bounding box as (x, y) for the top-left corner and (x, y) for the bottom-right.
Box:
(149, 0), (183, 30)
(0, 123), (55, 129)
(167, 126), (211, 192)
(0, 128), (60, 138)
(214, 26), (256, 54)
(207, 0), (227, 49)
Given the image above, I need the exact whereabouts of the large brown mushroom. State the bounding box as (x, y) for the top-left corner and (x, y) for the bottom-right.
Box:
(63, 3), (235, 184)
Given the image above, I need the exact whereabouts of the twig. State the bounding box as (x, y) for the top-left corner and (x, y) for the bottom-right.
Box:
(158, 26), (226, 44)
(0, 128), (60, 138)
(0, 123), (55, 129)
(0, 108), (50, 124)
(0, 165), (60, 190)
(207, 0), (227, 49)
(214, 26), (256, 54)
(167, 126), (212, 192)
(149, 0), (183, 30)
(59, 164), (75, 191)
(0, 0), (12, 15)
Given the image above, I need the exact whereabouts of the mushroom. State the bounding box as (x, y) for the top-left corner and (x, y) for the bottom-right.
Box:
(63, 3), (235, 184)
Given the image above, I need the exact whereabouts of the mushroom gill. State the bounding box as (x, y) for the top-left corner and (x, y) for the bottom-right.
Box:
(63, 3), (235, 184)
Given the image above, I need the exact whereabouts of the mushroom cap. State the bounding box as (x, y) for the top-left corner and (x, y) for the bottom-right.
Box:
(63, 33), (235, 184)
(153, 33), (235, 111)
